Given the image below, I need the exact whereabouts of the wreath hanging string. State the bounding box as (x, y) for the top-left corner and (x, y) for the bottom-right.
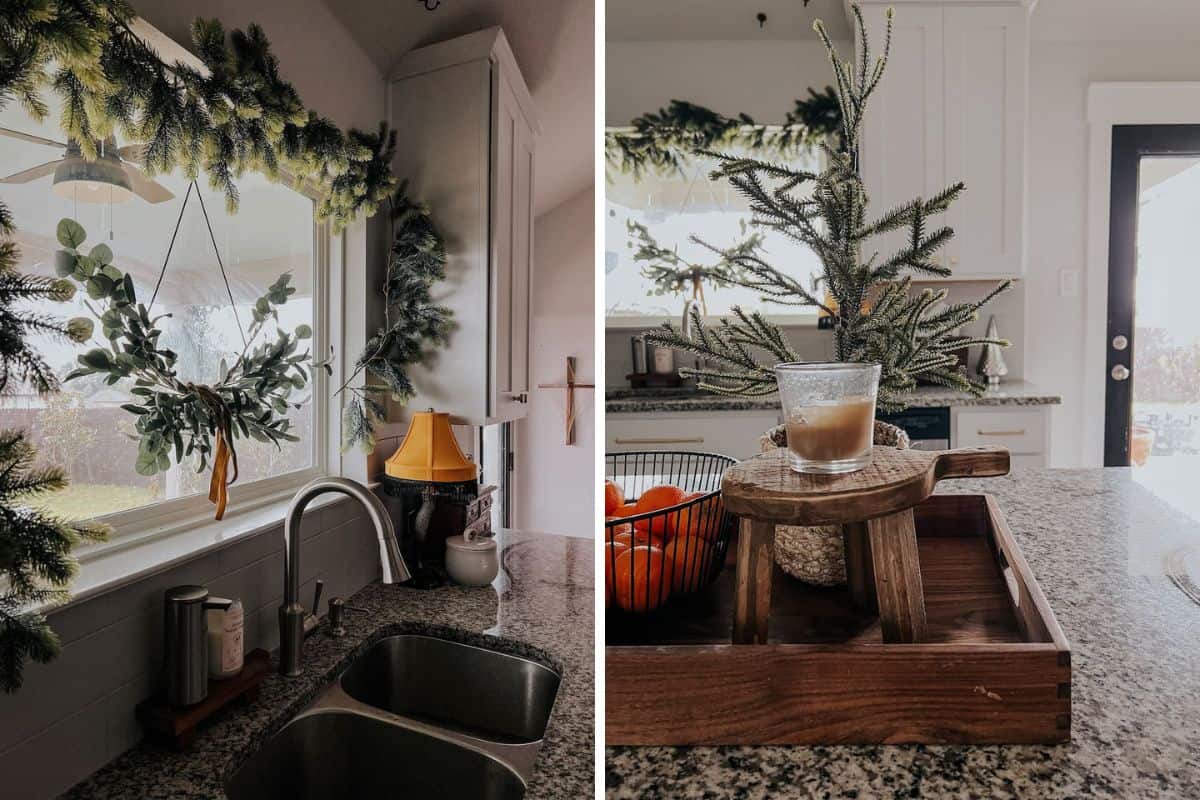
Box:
(57, 183), (325, 520)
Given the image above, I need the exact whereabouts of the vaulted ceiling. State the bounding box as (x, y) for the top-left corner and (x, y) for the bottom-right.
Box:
(606, 0), (850, 42)
(321, 0), (594, 218)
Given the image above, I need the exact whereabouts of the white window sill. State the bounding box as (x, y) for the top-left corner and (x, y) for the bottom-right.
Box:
(46, 481), (378, 613)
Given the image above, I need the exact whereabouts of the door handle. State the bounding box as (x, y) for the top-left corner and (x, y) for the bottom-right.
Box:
(976, 429), (1026, 437)
(1111, 364), (1130, 381)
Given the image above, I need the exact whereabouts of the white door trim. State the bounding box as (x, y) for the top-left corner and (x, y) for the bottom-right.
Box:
(1083, 82), (1200, 466)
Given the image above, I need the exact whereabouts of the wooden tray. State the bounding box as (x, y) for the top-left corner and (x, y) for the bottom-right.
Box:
(606, 494), (1071, 745)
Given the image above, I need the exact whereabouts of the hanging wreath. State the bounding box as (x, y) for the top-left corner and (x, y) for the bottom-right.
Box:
(339, 183), (453, 453)
(605, 88), (844, 179)
(0, 2), (395, 230)
(627, 219), (765, 313)
(56, 202), (326, 519)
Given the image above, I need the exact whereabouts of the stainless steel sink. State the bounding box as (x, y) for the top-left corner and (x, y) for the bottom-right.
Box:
(225, 711), (525, 800)
(225, 634), (561, 799)
(340, 635), (561, 744)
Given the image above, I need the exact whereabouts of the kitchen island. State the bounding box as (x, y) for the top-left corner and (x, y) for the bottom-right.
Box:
(606, 468), (1200, 798)
(62, 530), (594, 800)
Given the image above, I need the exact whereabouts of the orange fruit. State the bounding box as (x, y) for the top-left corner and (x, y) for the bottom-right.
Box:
(634, 484), (687, 514)
(611, 502), (639, 518)
(606, 521), (633, 537)
(662, 536), (710, 593)
(613, 529), (662, 550)
(604, 480), (625, 516)
(613, 545), (670, 612)
(603, 542), (626, 608)
(678, 491), (723, 542)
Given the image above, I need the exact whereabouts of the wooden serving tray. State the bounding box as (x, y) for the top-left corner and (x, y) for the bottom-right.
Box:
(606, 494), (1071, 745)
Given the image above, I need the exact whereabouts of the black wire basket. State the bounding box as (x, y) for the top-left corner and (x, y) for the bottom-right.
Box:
(604, 451), (737, 613)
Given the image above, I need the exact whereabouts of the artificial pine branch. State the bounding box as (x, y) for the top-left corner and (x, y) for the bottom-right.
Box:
(645, 4), (1011, 412)
(0, 202), (108, 692)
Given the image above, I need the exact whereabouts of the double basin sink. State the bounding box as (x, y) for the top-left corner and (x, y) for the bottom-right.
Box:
(225, 634), (561, 800)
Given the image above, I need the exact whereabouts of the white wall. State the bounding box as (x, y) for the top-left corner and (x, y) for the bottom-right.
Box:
(516, 188), (596, 536)
(1025, 39), (1200, 466)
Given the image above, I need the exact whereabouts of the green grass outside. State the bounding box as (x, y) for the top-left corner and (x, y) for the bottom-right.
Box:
(33, 483), (160, 521)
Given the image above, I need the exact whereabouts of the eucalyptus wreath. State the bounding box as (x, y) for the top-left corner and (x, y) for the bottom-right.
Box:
(627, 219), (763, 314)
(55, 217), (326, 519)
(605, 88), (844, 179)
(340, 184), (453, 453)
(1, 0), (395, 230)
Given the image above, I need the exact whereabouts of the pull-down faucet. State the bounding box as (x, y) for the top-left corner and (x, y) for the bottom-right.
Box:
(278, 477), (410, 676)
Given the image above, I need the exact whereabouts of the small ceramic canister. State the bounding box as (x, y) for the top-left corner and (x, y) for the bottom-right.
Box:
(445, 535), (499, 586)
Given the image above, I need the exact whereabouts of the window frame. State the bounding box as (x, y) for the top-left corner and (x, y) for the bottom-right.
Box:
(69, 196), (333, 563)
(604, 125), (824, 329)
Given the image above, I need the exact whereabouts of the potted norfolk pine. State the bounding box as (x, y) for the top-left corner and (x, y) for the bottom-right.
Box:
(643, 4), (1011, 585)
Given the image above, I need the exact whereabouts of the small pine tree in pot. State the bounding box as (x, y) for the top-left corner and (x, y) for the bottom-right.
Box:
(0, 201), (108, 692)
(643, 5), (1011, 585)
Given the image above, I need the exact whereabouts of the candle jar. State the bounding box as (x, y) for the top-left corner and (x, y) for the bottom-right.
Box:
(774, 362), (881, 475)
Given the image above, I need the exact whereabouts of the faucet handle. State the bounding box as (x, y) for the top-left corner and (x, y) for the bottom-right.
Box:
(311, 580), (323, 616)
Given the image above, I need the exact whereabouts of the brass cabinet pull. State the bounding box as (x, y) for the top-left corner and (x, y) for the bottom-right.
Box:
(614, 436), (704, 445)
(976, 429), (1026, 437)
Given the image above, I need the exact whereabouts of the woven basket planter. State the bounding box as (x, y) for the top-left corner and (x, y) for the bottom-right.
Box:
(758, 420), (911, 586)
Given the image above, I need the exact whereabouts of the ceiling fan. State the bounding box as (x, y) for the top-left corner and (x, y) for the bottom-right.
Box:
(0, 127), (174, 204)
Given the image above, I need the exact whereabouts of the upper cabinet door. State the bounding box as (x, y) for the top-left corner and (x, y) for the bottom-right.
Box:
(490, 65), (535, 421)
(943, 5), (1029, 278)
(858, 5), (945, 271)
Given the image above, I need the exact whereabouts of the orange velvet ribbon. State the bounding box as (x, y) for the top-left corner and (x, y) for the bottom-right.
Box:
(190, 384), (238, 521)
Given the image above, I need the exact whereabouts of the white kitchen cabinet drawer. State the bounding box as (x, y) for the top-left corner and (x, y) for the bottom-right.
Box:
(607, 412), (781, 461)
(955, 409), (1046, 454)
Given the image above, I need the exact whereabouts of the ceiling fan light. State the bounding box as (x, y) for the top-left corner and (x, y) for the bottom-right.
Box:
(51, 158), (133, 204)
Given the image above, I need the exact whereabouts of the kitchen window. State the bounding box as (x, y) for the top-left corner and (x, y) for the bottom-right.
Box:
(0, 103), (327, 535)
(605, 138), (824, 325)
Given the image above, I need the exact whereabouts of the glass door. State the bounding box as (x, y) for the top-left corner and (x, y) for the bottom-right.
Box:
(1106, 125), (1200, 520)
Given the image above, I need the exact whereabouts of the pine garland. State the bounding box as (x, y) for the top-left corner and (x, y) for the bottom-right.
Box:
(645, 5), (1010, 414)
(0, 200), (109, 692)
(1, 1), (395, 230)
(605, 88), (843, 179)
(339, 184), (453, 453)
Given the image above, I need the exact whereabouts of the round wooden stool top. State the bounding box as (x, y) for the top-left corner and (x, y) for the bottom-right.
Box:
(721, 445), (1010, 526)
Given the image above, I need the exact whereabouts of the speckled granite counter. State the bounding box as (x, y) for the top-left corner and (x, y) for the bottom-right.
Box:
(606, 381), (1061, 413)
(607, 468), (1200, 798)
(62, 530), (593, 800)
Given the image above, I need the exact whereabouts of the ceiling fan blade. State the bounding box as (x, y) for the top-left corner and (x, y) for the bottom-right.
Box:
(0, 160), (61, 184)
(0, 126), (67, 149)
(117, 143), (145, 162)
(122, 163), (175, 203)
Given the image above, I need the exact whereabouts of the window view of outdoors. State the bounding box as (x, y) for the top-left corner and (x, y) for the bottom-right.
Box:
(1132, 156), (1200, 521)
(605, 143), (822, 320)
(0, 102), (315, 522)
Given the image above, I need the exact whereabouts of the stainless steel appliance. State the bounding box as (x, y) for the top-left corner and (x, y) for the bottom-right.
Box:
(880, 407), (951, 451)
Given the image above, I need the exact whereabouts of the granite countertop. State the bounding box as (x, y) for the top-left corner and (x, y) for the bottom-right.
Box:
(607, 468), (1200, 798)
(63, 530), (593, 800)
(605, 380), (1062, 414)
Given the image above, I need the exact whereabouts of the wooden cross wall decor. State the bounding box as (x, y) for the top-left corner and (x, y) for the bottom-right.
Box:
(536, 356), (595, 445)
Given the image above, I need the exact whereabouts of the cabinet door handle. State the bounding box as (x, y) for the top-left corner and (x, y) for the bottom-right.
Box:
(503, 392), (529, 403)
(976, 429), (1026, 437)
(614, 436), (704, 445)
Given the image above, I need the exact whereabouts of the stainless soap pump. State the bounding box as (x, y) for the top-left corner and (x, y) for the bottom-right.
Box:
(163, 585), (232, 706)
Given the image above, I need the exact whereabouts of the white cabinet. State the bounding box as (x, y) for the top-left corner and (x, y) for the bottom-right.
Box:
(953, 407), (1050, 466)
(387, 28), (538, 425)
(607, 411), (783, 461)
(857, 1), (1031, 279)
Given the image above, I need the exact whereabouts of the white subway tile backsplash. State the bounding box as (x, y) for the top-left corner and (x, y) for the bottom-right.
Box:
(0, 512), (382, 800)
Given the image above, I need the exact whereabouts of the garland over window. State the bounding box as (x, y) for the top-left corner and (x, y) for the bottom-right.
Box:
(1, 1), (395, 230)
(605, 88), (843, 179)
